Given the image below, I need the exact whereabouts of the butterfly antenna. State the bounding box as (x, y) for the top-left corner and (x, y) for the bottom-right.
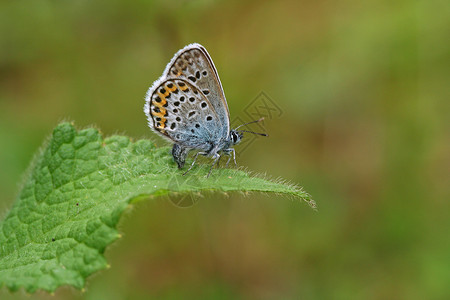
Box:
(238, 130), (268, 137)
(234, 117), (265, 130)
(235, 117), (268, 137)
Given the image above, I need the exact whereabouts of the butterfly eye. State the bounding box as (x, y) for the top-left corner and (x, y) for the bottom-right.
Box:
(230, 131), (242, 144)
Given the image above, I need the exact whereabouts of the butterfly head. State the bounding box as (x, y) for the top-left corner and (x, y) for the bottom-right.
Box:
(229, 130), (243, 145)
(231, 117), (268, 145)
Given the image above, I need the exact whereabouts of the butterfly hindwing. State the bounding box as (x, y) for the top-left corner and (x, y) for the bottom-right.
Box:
(145, 78), (222, 151)
(163, 43), (230, 138)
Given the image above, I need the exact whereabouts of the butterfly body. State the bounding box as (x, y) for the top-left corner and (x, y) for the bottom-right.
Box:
(144, 43), (247, 176)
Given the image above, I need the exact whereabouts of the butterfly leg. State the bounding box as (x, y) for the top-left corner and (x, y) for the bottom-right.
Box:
(183, 151), (207, 176)
(207, 153), (221, 178)
(223, 148), (237, 168)
(216, 151), (232, 168)
(216, 155), (223, 167)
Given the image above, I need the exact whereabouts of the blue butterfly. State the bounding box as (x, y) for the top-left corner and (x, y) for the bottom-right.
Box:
(144, 43), (266, 177)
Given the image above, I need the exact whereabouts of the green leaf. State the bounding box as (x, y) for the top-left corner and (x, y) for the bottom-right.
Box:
(0, 122), (315, 293)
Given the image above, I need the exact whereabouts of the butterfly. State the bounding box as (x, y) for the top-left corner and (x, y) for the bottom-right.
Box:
(144, 43), (266, 177)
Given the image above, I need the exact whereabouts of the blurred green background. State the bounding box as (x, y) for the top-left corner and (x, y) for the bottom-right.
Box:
(0, 0), (448, 299)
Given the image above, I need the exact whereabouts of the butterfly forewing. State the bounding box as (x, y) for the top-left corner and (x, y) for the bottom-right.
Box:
(163, 43), (230, 137)
(145, 78), (223, 151)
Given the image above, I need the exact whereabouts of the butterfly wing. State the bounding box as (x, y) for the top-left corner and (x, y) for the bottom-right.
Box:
(162, 43), (230, 138)
(144, 78), (223, 151)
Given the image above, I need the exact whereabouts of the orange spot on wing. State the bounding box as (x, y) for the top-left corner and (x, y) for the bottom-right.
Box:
(155, 92), (167, 107)
(167, 85), (177, 92)
(151, 110), (166, 118)
(157, 118), (167, 128)
(158, 90), (169, 98)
